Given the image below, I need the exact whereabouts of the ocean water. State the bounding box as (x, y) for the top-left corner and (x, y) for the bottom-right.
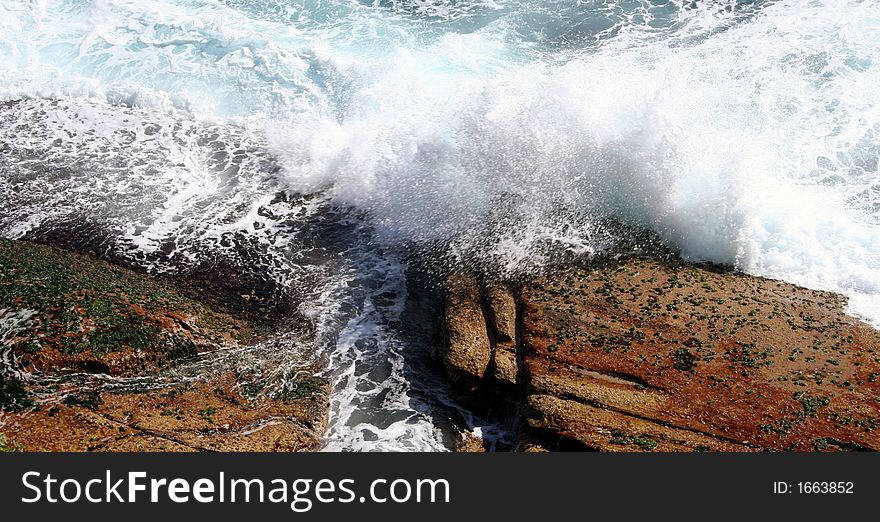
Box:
(1, 0), (879, 451)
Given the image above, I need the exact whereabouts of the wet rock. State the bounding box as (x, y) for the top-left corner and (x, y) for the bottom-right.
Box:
(440, 257), (880, 452)
(1, 373), (328, 452)
(485, 283), (518, 387)
(0, 239), (328, 452)
(439, 276), (491, 394)
(456, 433), (490, 453)
(0, 238), (254, 375)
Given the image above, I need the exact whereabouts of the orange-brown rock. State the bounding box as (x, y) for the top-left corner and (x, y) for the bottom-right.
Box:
(0, 238), (255, 376)
(485, 283), (518, 387)
(0, 239), (329, 452)
(1, 372), (328, 452)
(440, 276), (491, 393)
(441, 257), (880, 452)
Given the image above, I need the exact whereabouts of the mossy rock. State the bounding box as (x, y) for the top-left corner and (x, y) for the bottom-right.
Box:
(0, 432), (24, 452)
(0, 239), (255, 375)
(0, 372), (31, 412)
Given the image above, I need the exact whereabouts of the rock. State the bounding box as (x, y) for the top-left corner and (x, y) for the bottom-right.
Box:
(440, 276), (491, 394)
(1, 373), (328, 452)
(0, 239), (328, 452)
(0, 432), (22, 452)
(0, 238), (254, 375)
(0, 371), (30, 413)
(485, 283), (518, 387)
(440, 257), (880, 452)
(456, 432), (490, 453)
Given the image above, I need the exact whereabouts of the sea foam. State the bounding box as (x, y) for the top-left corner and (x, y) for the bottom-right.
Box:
(266, 0), (880, 324)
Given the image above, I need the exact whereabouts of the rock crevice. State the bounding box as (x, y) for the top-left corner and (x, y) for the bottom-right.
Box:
(439, 258), (880, 452)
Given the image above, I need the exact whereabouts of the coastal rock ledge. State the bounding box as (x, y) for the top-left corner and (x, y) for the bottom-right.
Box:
(440, 258), (880, 452)
(0, 239), (327, 452)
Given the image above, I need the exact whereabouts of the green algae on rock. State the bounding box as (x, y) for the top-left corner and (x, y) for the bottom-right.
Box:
(0, 238), (255, 375)
(0, 371), (31, 412)
(1, 372), (328, 452)
(0, 239), (330, 452)
(441, 257), (880, 452)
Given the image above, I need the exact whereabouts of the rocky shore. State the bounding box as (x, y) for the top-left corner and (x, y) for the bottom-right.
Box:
(4, 237), (879, 453)
(0, 239), (327, 452)
(440, 257), (880, 451)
